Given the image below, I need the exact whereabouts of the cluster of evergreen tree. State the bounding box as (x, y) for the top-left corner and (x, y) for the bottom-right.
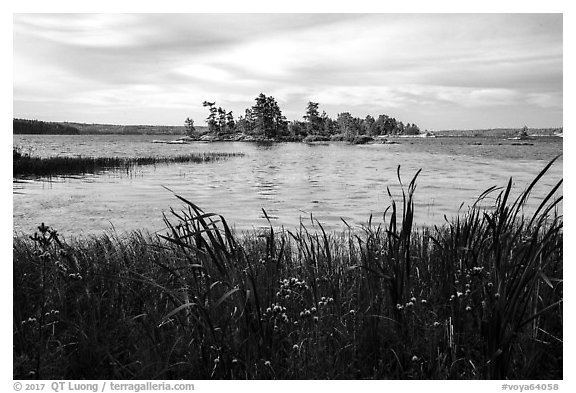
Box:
(13, 119), (80, 135)
(191, 94), (421, 141)
(201, 101), (236, 136)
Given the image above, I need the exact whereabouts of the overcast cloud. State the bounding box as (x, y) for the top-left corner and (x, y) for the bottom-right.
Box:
(13, 13), (562, 130)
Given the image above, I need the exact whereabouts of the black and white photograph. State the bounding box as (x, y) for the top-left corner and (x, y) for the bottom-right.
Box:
(9, 4), (566, 385)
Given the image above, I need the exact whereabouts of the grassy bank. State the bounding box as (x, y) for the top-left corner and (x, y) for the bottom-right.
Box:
(13, 161), (563, 379)
(13, 150), (243, 177)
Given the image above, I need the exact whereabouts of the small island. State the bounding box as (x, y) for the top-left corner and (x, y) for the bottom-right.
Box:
(174, 93), (423, 144)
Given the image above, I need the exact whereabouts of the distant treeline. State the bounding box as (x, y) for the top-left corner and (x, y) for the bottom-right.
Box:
(436, 128), (563, 137)
(65, 122), (205, 135)
(13, 119), (205, 135)
(13, 119), (80, 135)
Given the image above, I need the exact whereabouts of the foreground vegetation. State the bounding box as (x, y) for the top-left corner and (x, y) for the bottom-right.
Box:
(13, 160), (562, 379)
(13, 147), (242, 177)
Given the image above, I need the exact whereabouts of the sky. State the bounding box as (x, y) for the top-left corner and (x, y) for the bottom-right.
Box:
(13, 13), (563, 130)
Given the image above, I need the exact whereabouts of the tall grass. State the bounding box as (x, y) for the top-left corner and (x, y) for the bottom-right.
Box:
(13, 150), (243, 177)
(13, 159), (562, 379)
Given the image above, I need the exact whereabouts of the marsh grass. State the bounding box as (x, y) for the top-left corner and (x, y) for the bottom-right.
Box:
(12, 151), (243, 178)
(13, 160), (562, 379)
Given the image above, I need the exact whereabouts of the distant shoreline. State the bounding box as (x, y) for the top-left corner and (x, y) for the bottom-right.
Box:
(13, 119), (562, 138)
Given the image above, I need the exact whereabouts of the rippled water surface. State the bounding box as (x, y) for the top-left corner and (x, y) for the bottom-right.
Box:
(13, 134), (563, 237)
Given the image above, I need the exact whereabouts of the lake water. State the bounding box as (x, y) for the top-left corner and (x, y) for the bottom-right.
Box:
(13, 134), (563, 238)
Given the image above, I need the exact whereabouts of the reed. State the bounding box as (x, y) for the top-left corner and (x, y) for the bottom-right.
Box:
(13, 159), (562, 379)
(13, 150), (243, 177)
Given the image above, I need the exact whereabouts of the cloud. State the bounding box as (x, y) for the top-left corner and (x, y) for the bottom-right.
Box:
(13, 13), (563, 129)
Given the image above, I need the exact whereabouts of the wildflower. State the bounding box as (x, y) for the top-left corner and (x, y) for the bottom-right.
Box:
(266, 307), (271, 314)
(232, 359), (238, 364)
(421, 299), (427, 304)
(410, 296), (417, 303)
(264, 360), (271, 367)
(411, 355), (419, 362)
(465, 289), (471, 295)
(465, 306), (472, 312)
(450, 295), (455, 301)
(433, 322), (441, 327)
(494, 293), (500, 299)
(349, 309), (355, 315)
(311, 307), (317, 313)
(293, 344), (299, 350)
(321, 296), (326, 302)
(396, 304), (404, 310)
(313, 316), (319, 323)
(214, 357), (220, 364)
(456, 291), (463, 298)
(304, 310), (311, 317)
(406, 301), (414, 308)
(455, 280), (460, 285)
(487, 282), (493, 288)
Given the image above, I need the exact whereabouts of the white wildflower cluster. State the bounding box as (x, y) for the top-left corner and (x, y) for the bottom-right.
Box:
(395, 295), (428, 311)
(450, 265), (490, 311)
(22, 310), (60, 326)
(54, 260), (68, 273)
(277, 277), (308, 299)
(318, 296), (334, 307)
(258, 256), (278, 265)
(265, 303), (289, 323)
(44, 309), (59, 318)
(299, 306), (318, 321)
(21, 317), (37, 325)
